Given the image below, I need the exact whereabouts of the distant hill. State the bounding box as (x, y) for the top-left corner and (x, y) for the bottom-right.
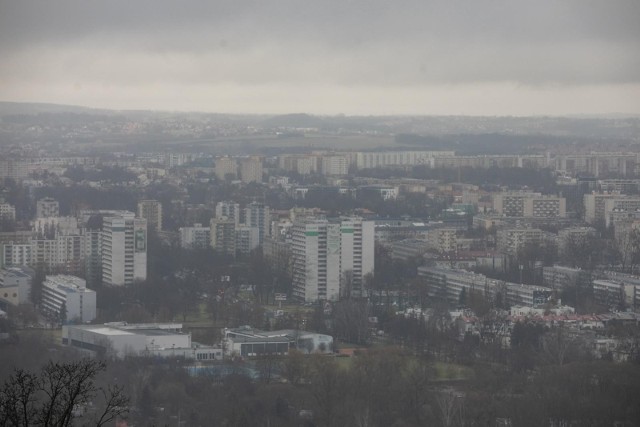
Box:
(0, 101), (110, 117)
(260, 113), (326, 129)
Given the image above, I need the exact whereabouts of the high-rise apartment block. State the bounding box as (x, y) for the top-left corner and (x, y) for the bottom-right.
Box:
(235, 225), (260, 255)
(215, 201), (241, 226)
(210, 217), (236, 257)
(215, 156), (238, 181)
(101, 213), (147, 286)
(37, 197), (60, 218)
(0, 203), (16, 221)
(320, 155), (350, 176)
(245, 202), (270, 245)
(137, 200), (163, 232)
(292, 217), (374, 302)
(179, 224), (211, 249)
(584, 193), (618, 224)
(493, 192), (566, 218)
(239, 157), (263, 184)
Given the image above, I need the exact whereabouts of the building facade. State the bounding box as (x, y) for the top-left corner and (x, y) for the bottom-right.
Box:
(292, 217), (374, 302)
(41, 275), (96, 323)
(36, 197), (60, 218)
(137, 200), (163, 232)
(101, 214), (147, 286)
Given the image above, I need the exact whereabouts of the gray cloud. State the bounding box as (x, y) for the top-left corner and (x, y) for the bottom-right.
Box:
(0, 0), (639, 114)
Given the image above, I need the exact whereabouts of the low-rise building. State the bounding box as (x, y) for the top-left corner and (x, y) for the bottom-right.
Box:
(62, 322), (222, 360)
(224, 326), (333, 357)
(41, 275), (96, 323)
(0, 266), (33, 306)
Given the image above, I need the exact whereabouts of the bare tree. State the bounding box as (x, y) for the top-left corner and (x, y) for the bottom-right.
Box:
(436, 390), (465, 427)
(0, 359), (128, 427)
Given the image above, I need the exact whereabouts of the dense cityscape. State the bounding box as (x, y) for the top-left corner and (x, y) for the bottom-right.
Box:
(0, 104), (639, 425)
(2, 0), (640, 426)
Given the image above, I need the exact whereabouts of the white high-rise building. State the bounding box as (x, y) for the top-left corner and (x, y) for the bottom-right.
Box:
(245, 202), (270, 245)
(101, 213), (147, 286)
(37, 197), (60, 218)
(215, 201), (241, 226)
(292, 217), (374, 302)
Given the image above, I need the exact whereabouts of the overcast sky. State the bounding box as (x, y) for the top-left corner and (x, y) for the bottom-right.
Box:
(1, 0), (639, 116)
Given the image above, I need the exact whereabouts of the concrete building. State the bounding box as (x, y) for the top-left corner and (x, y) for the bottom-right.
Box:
(542, 265), (592, 290)
(137, 199), (163, 232)
(101, 213), (147, 286)
(1, 242), (33, 269)
(418, 266), (554, 307)
(558, 227), (597, 252)
(62, 322), (222, 360)
(354, 150), (455, 169)
(292, 217), (374, 302)
(41, 275), (96, 323)
(493, 192), (566, 218)
(179, 224), (211, 250)
(245, 202), (270, 245)
(320, 155), (350, 176)
(497, 228), (546, 256)
(584, 193), (618, 224)
(0, 203), (16, 221)
(263, 236), (292, 274)
(428, 228), (459, 254)
(31, 235), (85, 275)
(603, 197), (640, 227)
(235, 225), (260, 255)
(210, 217), (236, 256)
(224, 326), (333, 357)
(33, 217), (80, 238)
(215, 201), (240, 226)
(36, 197), (60, 218)
(215, 156), (237, 181)
(0, 159), (29, 183)
(592, 279), (628, 309)
(239, 156), (263, 183)
(278, 155), (318, 175)
(555, 152), (637, 177)
(0, 266), (33, 306)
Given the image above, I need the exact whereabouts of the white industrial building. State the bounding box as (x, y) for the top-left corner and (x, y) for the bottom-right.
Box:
(224, 326), (333, 358)
(292, 216), (374, 302)
(41, 275), (96, 323)
(62, 322), (222, 360)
